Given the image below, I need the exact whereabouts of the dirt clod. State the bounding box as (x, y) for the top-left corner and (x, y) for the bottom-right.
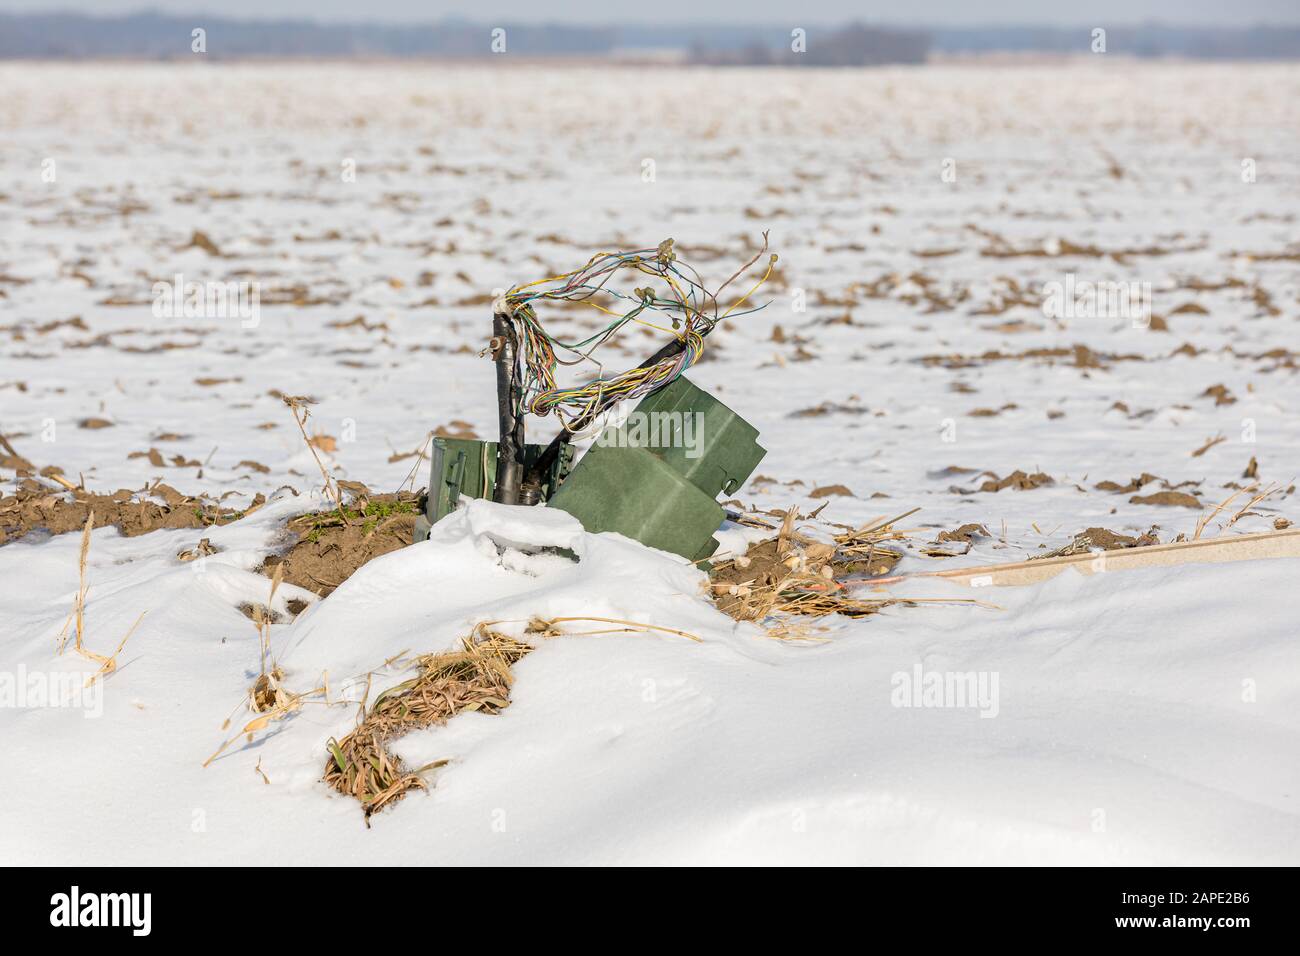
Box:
(1075, 526), (1159, 549)
(1, 480), (245, 545)
(1096, 473), (1162, 494)
(1035, 526), (1160, 559)
(1201, 383), (1237, 406)
(936, 523), (991, 544)
(433, 421), (479, 439)
(1130, 491), (1202, 509)
(261, 492), (421, 597)
(978, 470), (1054, 493)
(810, 484), (854, 499)
(185, 229), (222, 256)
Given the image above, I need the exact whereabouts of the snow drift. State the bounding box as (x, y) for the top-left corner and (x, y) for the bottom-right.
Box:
(3, 496), (1298, 865)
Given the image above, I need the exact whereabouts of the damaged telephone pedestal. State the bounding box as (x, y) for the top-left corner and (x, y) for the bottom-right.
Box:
(414, 374), (765, 563)
(415, 238), (775, 562)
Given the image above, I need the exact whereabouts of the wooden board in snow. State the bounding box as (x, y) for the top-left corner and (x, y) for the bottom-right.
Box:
(870, 528), (1300, 589)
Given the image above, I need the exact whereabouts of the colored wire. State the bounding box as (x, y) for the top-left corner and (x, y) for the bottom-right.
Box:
(498, 235), (775, 429)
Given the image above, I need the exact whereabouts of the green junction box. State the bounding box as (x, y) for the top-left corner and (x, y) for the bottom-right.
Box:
(414, 376), (765, 562)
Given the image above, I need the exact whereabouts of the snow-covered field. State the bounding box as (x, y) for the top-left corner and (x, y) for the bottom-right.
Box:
(2, 60), (1299, 865)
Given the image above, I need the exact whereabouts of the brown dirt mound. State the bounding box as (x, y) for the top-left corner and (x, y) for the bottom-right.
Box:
(1130, 491), (1202, 509)
(261, 491), (421, 597)
(1035, 526), (1160, 559)
(0, 434), (36, 472)
(936, 522), (991, 544)
(0, 478), (246, 545)
(919, 344), (1143, 370)
(810, 483), (854, 498)
(1095, 473), (1163, 494)
(977, 469), (1055, 493)
(1077, 527), (1160, 549)
(1201, 383), (1237, 406)
(918, 522), (993, 557)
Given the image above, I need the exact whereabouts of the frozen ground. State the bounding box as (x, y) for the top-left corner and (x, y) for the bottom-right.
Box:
(1, 61), (1298, 865)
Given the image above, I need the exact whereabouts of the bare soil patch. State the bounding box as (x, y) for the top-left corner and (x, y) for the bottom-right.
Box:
(0, 478), (246, 545)
(261, 491), (421, 597)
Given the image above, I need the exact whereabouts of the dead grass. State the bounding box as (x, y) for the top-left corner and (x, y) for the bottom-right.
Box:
(709, 506), (976, 636)
(282, 394), (345, 518)
(203, 669), (327, 769)
(54, 510), (145, 684)
(1191, 434), (1227, 458)
(202, 562), (323, 767)
(319, 613), (703, 822)
(1194, 483), (1283, 540)
(324, 627), (533, 822)
(251, 561), (284, 688)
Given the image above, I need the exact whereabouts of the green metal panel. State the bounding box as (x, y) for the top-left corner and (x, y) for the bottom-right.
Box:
(430, 438), (497, 525)
(629, 376), (766, 496)
(547, 443), (727, 560)
(414, 437), (573, 542)
(548, 376), (765, 560)
(415, 376), (764, 559)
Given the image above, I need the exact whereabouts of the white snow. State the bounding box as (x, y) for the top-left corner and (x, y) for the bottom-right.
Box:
(2, 60), (1299, 864)
(3, 498), (1297, 864)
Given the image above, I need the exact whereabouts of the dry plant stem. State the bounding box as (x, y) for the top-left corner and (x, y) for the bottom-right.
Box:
(202, 682), (327, 767)
(283, 396), (346, 520)
(84, 611), (146, 686)
(1191, 434), (1226, 458)
(52, 512), (145, 679)
(537, 616), (702, 643)
(1223, 484), (1280, 533)
(1190, 486), (1274, 538)
(259, 562), (284, 677)
(57, 511), (94, 656)
(477, 615), (704, 642)
(398, 430), (434, 493)
(1195, 487), (1244, 539)
(853, 507), (921, 538)
(74, 511), (91, 652)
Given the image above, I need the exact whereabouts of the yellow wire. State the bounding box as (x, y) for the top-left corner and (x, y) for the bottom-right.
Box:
(720, 257), (776, 319)
(511, 245), (770, 422)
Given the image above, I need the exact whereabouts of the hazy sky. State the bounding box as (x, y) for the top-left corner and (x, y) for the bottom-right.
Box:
(2, 0), (1296, 26)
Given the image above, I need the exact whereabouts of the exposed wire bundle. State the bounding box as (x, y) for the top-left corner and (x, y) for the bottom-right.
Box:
(496, 234), (776, 431)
